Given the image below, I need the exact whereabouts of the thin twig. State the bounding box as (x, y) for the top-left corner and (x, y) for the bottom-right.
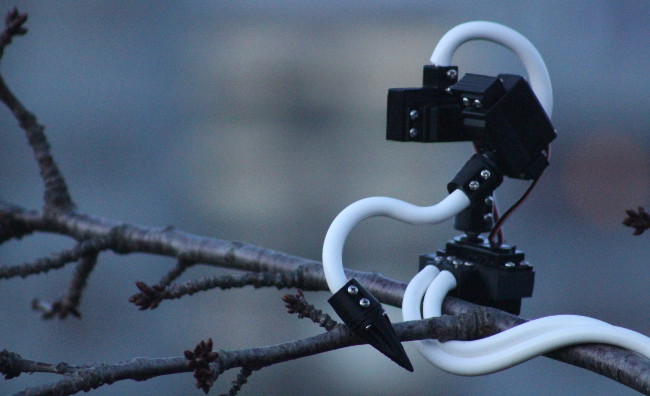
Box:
(158, 259), (193, 287)
(129, 270), (305, 310)
(0, 8), (28, 59)
(32, 252), (100, 319)
(282, 289), (339, 331)
(0, 236), (112, 279)
(221, 366), (254, 396)
(0, 10), (74, 213)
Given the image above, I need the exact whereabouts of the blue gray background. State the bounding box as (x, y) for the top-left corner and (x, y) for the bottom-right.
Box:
(0, 1), (648, 395)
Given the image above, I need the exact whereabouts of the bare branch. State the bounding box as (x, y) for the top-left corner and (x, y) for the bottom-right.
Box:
(0, 349), (77, 379)
(158, 259), (193, 286)
(1, 200), (649, 393)
(4, 312), (493, 396)
(130, 269), (305, 310)
(0, 10), (74, 213)
(0, 236), (112, 280)
(0, 8), (28, 59)
(32, 252), (99, 319)
(282, 289), (339, 331)
(221, 367), (254, 396)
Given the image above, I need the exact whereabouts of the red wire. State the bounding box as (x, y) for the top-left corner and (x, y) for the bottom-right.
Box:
(488, 145), (551, 247)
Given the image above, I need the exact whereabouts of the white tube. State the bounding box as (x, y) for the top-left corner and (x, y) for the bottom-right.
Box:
(322, 190), (470, 293)
(430, 21), (553, 118)
(434, 315), (610, 358)
(402, 265), (440, 321)
(403, 268), (650, 375)
(416, 324), (650, 375)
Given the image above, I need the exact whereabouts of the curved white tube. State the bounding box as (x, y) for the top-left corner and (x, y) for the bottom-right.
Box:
(403, 267), (650, 375)
(402, 265), (440, 321)
(322, 190), (470, 293)
(431, 21), (553, 118)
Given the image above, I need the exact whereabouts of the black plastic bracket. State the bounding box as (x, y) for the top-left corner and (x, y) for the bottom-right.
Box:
(448, 153), (503, 204)
(386, 65), (556, 180)
(328, 278), (413, 371)
(419, 236), (535, 315)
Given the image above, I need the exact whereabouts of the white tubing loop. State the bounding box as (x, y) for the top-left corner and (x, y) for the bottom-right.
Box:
(402, 267), (650, 375)
(322, 190), (470, 293)
(430, 21), (553, 119)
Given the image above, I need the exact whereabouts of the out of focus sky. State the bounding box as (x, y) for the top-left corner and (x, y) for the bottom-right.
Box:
(0, 1), (648, 395)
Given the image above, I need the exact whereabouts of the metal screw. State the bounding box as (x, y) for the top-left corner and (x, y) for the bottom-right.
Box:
(365, 324), (373, 331)
(445, 87), (452, 93)
(359, 298), (371, 308)
(409, 110), (419, 120)
(480, 170), (491, 180)
(468, 180), (480, 190)
(462, 97), (471, 106)
(504, 262), (516, 268)
(474, 99), (483, 108)
(520, 261), (531, 267)
(484, 196), (494, 206)
(464, 261), (475, 267)
(347, 285), (359, 295)
(446, 69), (458, 80)
(483, 213), (493, 222)
(446, 256), (455, 262)
(409, 128), (418, 138)
(434, 256), (444, 263)
(452, 259), (462, 267)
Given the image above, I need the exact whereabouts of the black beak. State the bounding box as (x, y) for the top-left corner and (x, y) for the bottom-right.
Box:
(329, 278), (413, 372)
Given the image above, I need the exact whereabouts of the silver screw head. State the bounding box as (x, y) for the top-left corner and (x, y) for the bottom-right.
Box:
(409, 110), (419, 120)
(434, 256), (444, 263)
(462, 97), (471, 107)
(359, 298), (371, 308)
(452, 259), (462, 267)
(347, 285), (359, 295)
(480, 169), (491, 180)
(365, 324), (373, 331)
(520, 261), (531, 267)
(483, 213), (493, 222)
(474, 99), (483, 108)
(464, 261), (475, 267)
(409, 128), (418, 138)
(468, 180), (480, 190)
(504, 262), (516, 268)
(484, 196), (494, 206)
(446, 69), (458, 80)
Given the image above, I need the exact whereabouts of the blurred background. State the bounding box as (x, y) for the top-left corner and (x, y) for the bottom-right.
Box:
(0, 1), (648, 395)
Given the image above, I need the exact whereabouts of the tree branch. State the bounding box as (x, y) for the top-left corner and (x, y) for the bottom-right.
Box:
(32, 252), (100, 319)
(0, 200), (649, 393)
(130, 269), (306, 310)
(0, 8), (27, 60)
(4, 310), (496, 396)
(0, 9), (75, 214)
(0, 236), (112, 280)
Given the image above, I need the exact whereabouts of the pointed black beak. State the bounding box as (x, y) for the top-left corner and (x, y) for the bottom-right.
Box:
(329, 278), (413, 372)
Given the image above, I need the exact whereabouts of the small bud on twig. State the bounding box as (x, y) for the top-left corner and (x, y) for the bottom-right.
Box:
(184, 338), (220, 394)
(623, 207), (650, 235)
